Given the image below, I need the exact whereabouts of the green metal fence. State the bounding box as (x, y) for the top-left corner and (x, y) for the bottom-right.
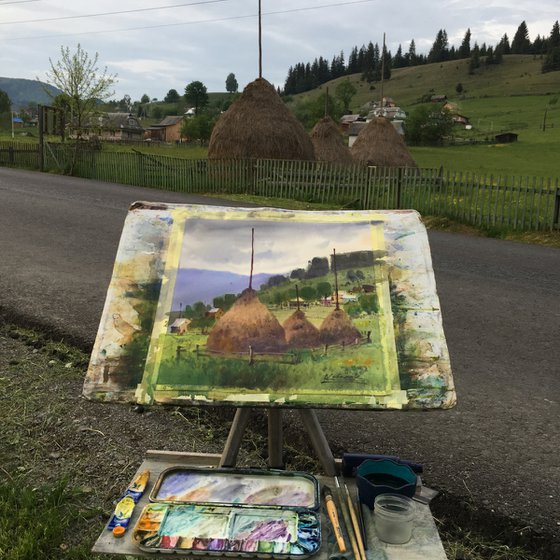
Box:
(2, 141), (559, 231)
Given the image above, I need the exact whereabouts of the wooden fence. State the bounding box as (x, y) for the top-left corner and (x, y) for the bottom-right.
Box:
(1, 141), (558, 231)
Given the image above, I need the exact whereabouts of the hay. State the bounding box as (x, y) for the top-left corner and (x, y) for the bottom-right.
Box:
(350, 117), (417, 168)
(206, 288), (287, 354)
(283, 309), (321, 349)
(208, 78), (315, 161)
(319, 308), (361, 346)
(310, 116), (352, 164)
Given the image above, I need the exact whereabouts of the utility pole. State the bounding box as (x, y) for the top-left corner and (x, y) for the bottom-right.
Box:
(380, 33), (386, 108)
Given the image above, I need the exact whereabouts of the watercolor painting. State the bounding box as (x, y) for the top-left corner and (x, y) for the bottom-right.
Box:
(83, 204), (455, 410)
(136, 210), (400, 407)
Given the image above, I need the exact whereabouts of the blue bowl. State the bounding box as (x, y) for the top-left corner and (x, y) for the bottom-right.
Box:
(356, 458), (417, 508)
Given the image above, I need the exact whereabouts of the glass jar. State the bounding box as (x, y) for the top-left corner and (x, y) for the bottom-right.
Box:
(374, 493), (415, 544)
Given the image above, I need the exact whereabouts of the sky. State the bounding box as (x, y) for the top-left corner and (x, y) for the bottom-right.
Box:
(0, 0), (558, 102)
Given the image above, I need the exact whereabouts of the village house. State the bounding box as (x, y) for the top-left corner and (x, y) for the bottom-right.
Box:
(169, 318), (191, 334)
(205, 307), (224, 320)
(74, 112), (144, 142)
(144, 115), (185, 143)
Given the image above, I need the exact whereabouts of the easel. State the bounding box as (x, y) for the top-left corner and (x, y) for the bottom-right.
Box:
(219, 407), (337, 476)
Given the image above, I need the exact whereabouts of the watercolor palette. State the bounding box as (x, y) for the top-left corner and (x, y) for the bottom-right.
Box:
(132, 468), (321, 557)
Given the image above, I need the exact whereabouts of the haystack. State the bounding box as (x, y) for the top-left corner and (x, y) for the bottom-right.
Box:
(208, 78), (315, 161)
(319, 308), (361, 346)
(206, 288), (287, 354)
(283, 309), (321, 349)
(351, 117), (417, 168)
(310, 116), (352, 164)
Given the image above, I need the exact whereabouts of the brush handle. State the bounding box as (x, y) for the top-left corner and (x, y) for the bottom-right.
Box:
(325, 494), (346, 553)
(345, 492), (366, 560)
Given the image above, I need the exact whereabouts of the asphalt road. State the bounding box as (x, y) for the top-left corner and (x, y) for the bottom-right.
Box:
(1, 168), (559, 550)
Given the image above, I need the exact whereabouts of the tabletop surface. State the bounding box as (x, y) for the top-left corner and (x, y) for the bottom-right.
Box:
(92, 450), (447, 560)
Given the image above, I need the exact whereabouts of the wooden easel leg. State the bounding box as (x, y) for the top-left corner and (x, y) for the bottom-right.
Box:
(298, 409), (337, 476)
(268, 409), (284, 469)
(220, 408), (252, 467)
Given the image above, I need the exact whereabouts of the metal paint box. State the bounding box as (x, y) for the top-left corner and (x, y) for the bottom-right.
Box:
(132, 467), (321, 557)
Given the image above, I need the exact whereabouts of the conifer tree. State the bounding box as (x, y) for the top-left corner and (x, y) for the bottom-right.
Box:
(458, 28), (471, 59)
(511, 21), (531, 54)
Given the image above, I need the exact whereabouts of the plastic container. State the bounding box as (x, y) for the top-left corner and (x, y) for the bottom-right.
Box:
(374, 493), (415, 544)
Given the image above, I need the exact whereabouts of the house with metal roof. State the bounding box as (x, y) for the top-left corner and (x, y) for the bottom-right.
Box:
(144, 115), (185, 143)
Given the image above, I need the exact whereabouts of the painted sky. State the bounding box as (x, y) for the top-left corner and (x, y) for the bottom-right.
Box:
(179, 217), (378, 275)
(1, 0), (557, 101)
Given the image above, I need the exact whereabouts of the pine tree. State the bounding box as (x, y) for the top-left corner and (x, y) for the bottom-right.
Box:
(428, 29), (449, 63)
(458, 28), (471, 59)
(499, 34), (511, 54)
(542, 21), (560, 73)
(511, 21), (531, 54)
(393, 44), (406, 68)
(406, 39), (417, 66)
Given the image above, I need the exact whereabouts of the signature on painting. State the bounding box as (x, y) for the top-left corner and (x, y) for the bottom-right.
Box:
(321, 364), (368, 385)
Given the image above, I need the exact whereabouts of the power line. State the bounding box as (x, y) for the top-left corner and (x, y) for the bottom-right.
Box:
(0, 0), (228, 25)
(0, 0), (40, 5)
(9, 0), (376, 40)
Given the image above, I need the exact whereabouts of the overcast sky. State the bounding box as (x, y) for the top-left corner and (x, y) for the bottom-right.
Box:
(179, 217), (377, 275)
(1, 0), (558, 101)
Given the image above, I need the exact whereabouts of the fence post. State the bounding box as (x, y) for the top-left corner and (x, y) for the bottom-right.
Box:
(553, 186), (560, 229)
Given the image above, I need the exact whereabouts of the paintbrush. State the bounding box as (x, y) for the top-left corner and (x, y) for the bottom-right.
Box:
(334, 477), (361, 560)
(322, 485), (346, 553)
(342, 480), (367, 560)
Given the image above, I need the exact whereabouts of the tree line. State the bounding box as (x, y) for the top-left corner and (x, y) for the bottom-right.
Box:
(283, 20), (560, 96)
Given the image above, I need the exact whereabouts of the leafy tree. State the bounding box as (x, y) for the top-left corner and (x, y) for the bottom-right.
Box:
(316, 282), (332, 299)
(299, 286), (317, 302)
(0, 89), (11, 114)
(335, 80), (357, 113)
(225, 73), (238, 93)
(164, 89), (180, 103)
(291, 268), (306, 280)
(358, 293), (378, 314)
(43, 43), (117, 173)
(293, 92), (342, 129)
(152, 106), (163, 119)
(189, 315), (214, 334)
(184, 80), (208, 114)
(455, 82), (463, 95)
(119, 94), (132, 112)
(181, 113), (215, 143)
(511, 21), (531, 54)
(140, 93), (150, 104)
(306, 257), (329, 279)
(405, 105), (453, 145)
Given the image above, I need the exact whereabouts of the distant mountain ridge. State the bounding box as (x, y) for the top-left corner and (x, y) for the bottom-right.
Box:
(0, 77), (61, 109)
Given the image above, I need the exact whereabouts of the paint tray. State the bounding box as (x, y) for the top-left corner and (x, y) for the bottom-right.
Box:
(132, 467), (321, 557)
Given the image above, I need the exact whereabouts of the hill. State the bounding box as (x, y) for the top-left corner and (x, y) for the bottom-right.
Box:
(0, 77), (61, 110)
(289, 55), (560, 112)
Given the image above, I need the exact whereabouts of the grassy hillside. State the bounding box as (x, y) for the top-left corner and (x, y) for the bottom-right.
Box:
(290, 55), (560, 177)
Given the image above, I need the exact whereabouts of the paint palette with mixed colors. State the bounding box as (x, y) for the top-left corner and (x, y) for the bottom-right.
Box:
(132, 468), (321, 557)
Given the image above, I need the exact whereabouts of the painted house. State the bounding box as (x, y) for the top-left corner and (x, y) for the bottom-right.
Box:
(205, 307), (224, 319)
(145, 115), (185, 143)
(169, 318), (191, 334)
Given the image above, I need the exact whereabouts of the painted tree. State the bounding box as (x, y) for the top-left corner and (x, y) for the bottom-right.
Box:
(184, 80), (208, 114)
(44, 44), (117, 137)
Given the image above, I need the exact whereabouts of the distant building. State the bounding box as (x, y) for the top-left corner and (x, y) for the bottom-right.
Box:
(145, 115), (185, 143)
(72, 112), (144, 142)
(494, 132), (518, 143)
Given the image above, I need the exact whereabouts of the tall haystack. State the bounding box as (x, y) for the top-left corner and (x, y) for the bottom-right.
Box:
(310, 116), (352, 164)
(351, 117), (417, 168)
(283, 309), (321, 349)
(208, 78), (315, 161)
(206, 288), (287, 354)
(319, 308), (361, 346)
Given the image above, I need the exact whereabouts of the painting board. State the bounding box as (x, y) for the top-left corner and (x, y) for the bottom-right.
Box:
(83, 204), (455, 410)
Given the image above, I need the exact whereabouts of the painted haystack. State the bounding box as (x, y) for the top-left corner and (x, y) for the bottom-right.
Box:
(283, 309), (321, 348)
(351, 117), (417, 168)
(208, 78), (315, 161)
(206, 288), (287, 354)
(310, 116), (352, 164)
(319, 308), (361, 346)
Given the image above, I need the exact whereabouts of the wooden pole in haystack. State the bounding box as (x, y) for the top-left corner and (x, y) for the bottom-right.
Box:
(333, 248), (340, 310)
(324, 86), (329, 117)
(249, 227), (255, 289)
(258, 0), (262, 79)
(380, 32), (386, 108)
